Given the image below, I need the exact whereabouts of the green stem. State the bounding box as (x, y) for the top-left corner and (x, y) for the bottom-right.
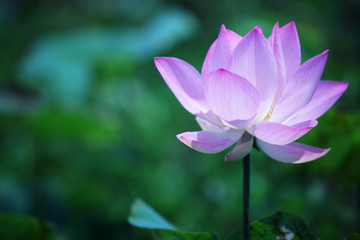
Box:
(243, 154), (250, 240)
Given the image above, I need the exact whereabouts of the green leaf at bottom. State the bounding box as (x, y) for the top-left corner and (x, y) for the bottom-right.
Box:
(128, 199), (322, 240)
(128, 198), (218, 240)
(156, 229), (219, 240)
(225, 211), (319, 240)
(128, 198), (177, 230)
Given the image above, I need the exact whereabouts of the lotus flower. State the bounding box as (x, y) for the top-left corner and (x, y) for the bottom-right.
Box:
(154, 22), (347, 163)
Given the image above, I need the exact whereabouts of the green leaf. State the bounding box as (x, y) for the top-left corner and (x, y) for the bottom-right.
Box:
(128, 198), (177, 230)
(225, 211), (319, 240)
(128, 198), (218, 240)
(155, 229), (219, 240)
(0, 213), (54, 240)
(345, 233), (360, 240)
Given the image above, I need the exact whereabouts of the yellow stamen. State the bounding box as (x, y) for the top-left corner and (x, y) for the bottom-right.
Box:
(249, 104), (275, 130)
(263, 105), (274, 121)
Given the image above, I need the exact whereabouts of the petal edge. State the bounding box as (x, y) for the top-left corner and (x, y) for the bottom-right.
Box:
(257, 140), (330, 163)
(252, 120), (318, 145)
(284, 80), (348, 125)
(154, 57), (208, 115)
(177, 130), (242, 154)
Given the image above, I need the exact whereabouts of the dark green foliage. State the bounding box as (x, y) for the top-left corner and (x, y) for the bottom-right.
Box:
(345, 233), (360, 240)
(0, 214), (53, 240)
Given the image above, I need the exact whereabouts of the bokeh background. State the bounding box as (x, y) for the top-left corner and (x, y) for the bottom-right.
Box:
(1, 0), (359, 239)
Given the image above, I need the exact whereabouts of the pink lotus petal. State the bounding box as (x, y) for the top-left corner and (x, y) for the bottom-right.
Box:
(268, 22), (286, 103)
(268, 22), (278, 47)
(226, 29), (243, 50)
(177, 130), (243, 154)
(225, 132), (254, 161)
(257, 140), (330, 163)
(231, 27), (277, 121)
(253, 26), (263, 35)
(154, 57), (209, 115)
(196, 117), (228, 132)
(252, 120), (318, 145)
(279, 21), (301, 81)
(201, 25), (235, 75)
(203, 68), (260, 129)
(231, 27), (277, 101)
(196, 110), (228, 127)
(271, 50), (329, 123)
(285, 80), (348, 125)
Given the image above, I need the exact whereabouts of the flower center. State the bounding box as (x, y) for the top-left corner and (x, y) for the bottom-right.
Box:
(263, 105), (274, 121)
(249, 104), (275, 130)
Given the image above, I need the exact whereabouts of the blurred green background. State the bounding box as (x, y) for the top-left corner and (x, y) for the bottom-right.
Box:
(0, 0), (359, 239)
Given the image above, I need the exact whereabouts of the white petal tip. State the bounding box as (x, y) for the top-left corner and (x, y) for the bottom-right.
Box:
(258, 140), (332, 164)
(291, 147), (331, 164)
(176, 131), (241, 154)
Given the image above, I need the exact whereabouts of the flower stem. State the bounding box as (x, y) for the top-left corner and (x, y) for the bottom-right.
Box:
(243, 154), (250, 240)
